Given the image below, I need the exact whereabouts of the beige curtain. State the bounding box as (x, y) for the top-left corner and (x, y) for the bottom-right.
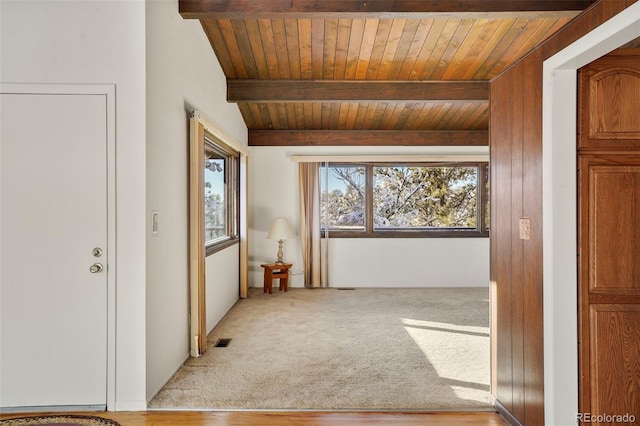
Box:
(298, 162), (326, 288)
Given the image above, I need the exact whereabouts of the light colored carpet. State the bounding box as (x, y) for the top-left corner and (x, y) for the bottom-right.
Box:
(149, 287), (492, 410)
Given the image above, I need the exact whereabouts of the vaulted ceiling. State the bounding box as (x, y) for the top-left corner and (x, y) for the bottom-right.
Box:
(179, 1), (597, 146)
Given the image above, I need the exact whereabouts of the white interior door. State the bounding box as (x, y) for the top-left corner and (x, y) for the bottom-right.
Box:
(1, 91), (108, 409)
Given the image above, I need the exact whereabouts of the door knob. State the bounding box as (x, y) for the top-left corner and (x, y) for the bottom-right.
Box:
(89, 263), (104, 273)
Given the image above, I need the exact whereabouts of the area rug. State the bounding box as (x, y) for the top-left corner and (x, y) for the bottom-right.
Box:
(0, 415), (120, 426)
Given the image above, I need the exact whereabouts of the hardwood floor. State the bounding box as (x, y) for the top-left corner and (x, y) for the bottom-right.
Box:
(0, 410), (508, 425)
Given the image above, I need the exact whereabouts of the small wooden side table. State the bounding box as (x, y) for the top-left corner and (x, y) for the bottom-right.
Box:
(260, 263), (292, 294)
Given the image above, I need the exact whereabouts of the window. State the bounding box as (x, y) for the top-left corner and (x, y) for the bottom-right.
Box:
(204, 134), (239, 254)
(320, 163), (488, 237)
(189, 111), (248, 356)
(320, 165), (366, 231)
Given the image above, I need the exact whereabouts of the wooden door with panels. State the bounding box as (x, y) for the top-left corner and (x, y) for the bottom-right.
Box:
(577, 51), (640, 424)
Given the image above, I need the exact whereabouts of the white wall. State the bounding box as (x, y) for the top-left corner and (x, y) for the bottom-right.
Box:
(249, 146), (490, 288)
(206, 245), (240, 333)
(145, 0), (247, 402)
(329, 238), (488, 287)
(0, 0), (146, 410)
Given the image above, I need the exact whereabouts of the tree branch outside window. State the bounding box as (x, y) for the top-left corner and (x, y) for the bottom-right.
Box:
(320, 162), (488, 238)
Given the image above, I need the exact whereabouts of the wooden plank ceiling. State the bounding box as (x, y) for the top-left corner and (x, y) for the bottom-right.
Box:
(180, 0), (596, 146)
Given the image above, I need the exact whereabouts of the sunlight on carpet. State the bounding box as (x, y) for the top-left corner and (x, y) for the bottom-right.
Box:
(402, 318), (490, 404)
(149, 287), (492, 410)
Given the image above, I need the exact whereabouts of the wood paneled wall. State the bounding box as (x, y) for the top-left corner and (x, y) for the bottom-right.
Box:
(491, 53), (544, 426)
(489, 1), (638, 424)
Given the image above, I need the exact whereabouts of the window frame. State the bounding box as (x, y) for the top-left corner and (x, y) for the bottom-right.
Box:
(189, 111), (249, 357)
(320, 163), (367, 232)
(203, 132), (240, 255)
(320, 162), (489, 238)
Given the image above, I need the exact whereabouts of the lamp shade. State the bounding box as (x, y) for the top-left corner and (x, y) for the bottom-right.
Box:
(267, 218), (292, 240)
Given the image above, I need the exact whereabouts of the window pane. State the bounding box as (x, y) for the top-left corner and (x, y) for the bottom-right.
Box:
(204, 150), (226, 242)
(373, 166), (477, 229)
(320, 165), (365, 230)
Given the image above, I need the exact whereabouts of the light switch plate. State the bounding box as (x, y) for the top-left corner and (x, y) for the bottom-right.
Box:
(519, 218), (531, 240)
(151, 210), (159, 236)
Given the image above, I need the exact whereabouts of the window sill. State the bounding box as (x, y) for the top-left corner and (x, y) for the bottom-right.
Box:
(206, 237), (240, 256)
(321, 230), (489, 238)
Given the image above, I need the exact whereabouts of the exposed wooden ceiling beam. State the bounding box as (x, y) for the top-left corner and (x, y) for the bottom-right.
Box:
(180, 0), (594, 19)
(228, 80), (488, 102)
(249, 130), (488, 146)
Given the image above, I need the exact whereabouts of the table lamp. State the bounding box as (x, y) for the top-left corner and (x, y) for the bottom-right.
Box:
(267, 218), (292, 263)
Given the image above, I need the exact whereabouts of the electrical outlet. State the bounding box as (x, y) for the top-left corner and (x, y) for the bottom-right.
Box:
(519, 218), (531, 240)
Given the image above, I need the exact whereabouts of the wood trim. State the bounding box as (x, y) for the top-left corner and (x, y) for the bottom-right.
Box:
(577, 158), (592, 417)
(227, 80), (489, 102)
(576, 90), (591, 420)
(190, 112), (250, 342)
(495, 399), (524, 426)
(189, 119), (207, 357)
(249, 130), (488, 146)
(239, 154), (249, 299)
(191, 111), (248, 155)
(180, 0), (592, 19)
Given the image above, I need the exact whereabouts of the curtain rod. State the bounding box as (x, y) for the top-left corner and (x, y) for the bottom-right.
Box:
(290, 154), (489, 163)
